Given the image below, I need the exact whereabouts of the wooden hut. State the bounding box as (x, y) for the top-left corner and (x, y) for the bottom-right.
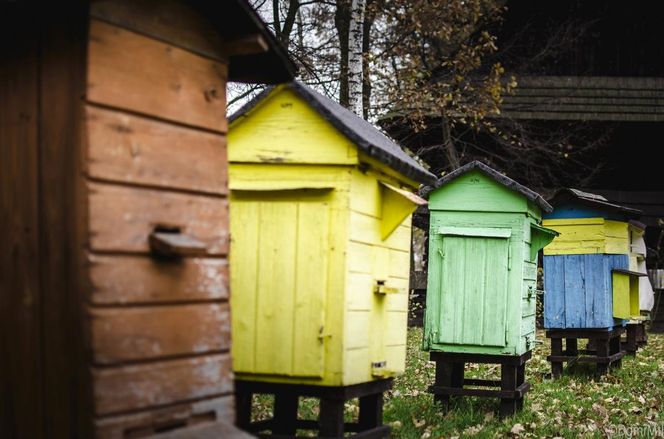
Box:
(227, 81), (435, 437)
(421, 161), (556, 417)
(542, 189), (645, 376)
(0, 1), (294, 437)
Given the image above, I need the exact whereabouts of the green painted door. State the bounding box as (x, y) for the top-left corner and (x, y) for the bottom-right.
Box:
(430, 227), (510, 347)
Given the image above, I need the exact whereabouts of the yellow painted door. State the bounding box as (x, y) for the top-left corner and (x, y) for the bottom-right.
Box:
(231, 190), (330, 378)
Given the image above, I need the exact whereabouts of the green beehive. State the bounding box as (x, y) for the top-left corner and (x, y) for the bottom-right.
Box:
(423, 162), (557, 356)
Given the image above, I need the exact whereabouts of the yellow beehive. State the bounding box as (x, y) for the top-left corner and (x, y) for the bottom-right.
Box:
(228, 82), (435, 386)
(542, 217), (629, 255)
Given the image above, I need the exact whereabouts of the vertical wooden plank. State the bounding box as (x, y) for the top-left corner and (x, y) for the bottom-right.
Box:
(292, 201), (328, 376)
(255, 202), (297, 375)
(543, 256), (566, 328)
(563, 255), (585, 328)
(39, 6), (90, 437)
(0, 8), (42, 437)
(482, 238), (509, 346)
(229, 199), (259, 373)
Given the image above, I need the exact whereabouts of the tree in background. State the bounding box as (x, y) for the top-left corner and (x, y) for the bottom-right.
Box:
(231, 0), (608, 190)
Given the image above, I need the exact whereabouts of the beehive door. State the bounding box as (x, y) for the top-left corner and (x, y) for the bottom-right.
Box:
(430, 227), (510, 347)
(231, 190), (331, 378)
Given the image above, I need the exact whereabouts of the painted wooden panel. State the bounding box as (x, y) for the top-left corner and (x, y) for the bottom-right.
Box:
(88, 182), (228, 255)
(230, 191), (329, 378)
(93, 354), (232, 416)
(88, 255), (227, 304)
(542, 218), (629, 255)
(431, 233), (509, 347)
(612, 272), (631, 320)
(543, 254), (628, 329)
(86, 105), (227, 194)
(87, 20), (227, 132)
(428, 170), (528, 213)
(90, 303), (230, 364)
(228, 87), (357, 165)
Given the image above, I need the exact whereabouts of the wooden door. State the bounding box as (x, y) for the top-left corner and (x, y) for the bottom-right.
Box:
(429, 227), (510, 347)
(231, 190), (330, 378)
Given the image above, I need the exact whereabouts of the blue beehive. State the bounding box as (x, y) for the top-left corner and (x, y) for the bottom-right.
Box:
(542, 189), (642, 329)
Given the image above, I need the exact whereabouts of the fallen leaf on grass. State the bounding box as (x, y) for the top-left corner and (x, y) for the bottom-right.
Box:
(510, 423), (525, 435)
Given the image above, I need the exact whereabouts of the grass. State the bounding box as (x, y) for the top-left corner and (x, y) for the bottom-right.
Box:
(251, 328), (664, 437)
(385, 328), (664, 438)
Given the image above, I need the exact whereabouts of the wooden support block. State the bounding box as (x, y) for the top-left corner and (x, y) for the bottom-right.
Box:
(565, 338), (578, 356)
(235, 392), (252, 430)
(551, 337), (564, 378)
(319, 398), (345, 437)
(500, 364), (518, 418)
(273, 394), (298, 435)
(358, 393), (383, 431)
(595, 338), (610, 376)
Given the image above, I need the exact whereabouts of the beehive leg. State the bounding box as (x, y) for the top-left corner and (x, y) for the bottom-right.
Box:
(235, 389), (253, 429)
(516, 363), (526, 411)
(319, 397), (345, 437)
(550, 337), (564, 379)
(565, 338), (578, 356)
(499, 364), (518, 418)
(433, 359), (451, 409)
(623, 325), (637, 355)
(610, 334), (622, 370)
(358, 392), (384, 431)
(273, 393), (299, 435)
(595, 338), (609, 376)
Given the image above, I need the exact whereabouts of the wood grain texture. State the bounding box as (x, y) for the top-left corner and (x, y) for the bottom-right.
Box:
(88, 182), (228, 255)
(424, 171), (546, 356)
(90, 303), (230, 364)
(87, 20), (227, 132)
(89, 254), (228, 304)
(90, 0), (226, 62)
(86, 105), (227, 194)
(38, 7), (91, 437)
(542, 218), (629, 255)
(543, 254), (629, 329)
(228, 87), (357, 165)
(93, 354), (233, 416)
(230, 192), (328, 378)
(0, 15), (43, 437)
(94, 395), (236, 438)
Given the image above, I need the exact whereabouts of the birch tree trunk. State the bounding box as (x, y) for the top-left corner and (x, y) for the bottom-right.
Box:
(347, 0), (365, 115)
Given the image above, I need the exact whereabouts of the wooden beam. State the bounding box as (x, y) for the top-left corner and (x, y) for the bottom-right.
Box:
(223, 34), (269, 56)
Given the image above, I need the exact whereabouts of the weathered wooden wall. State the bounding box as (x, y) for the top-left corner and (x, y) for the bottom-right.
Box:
(1, 3), (90, 437)
(83, 7), (234, 435)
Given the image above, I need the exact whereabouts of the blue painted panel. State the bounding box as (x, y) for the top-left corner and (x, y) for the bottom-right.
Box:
(543, 204), (627, 221)
(544, 254), (628, 329)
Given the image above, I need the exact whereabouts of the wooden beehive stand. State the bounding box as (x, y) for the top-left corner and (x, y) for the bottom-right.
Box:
(235, 379), (392, 438)
(428, 352), (531, 418)
(546, 327), (625, 378)
(621, 322), (648, 355)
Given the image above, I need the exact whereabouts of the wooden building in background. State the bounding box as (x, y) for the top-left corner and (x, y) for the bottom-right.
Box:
(0, 1), (294, 437)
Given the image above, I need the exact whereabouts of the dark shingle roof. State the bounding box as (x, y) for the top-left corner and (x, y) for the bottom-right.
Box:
(229, 81), (436, 184)
(549, 188), (642, 216)
(421, 161), (553, 212)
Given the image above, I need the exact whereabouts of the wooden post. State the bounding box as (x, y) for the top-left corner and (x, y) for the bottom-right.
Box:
(565, 338), (578, 356)
(596, 338), (609, 376)
(358, 393), (383, 431)
(319, 398), (345, 437)
(551, 337), (564, 378)
(235, 391), (252, 429)
(500, 364), (518, 417)
(516, 363), (525, 411)
(433, 360), (452, 408)
(273, 393), (299, 435)
(610, 335), (622, 370)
